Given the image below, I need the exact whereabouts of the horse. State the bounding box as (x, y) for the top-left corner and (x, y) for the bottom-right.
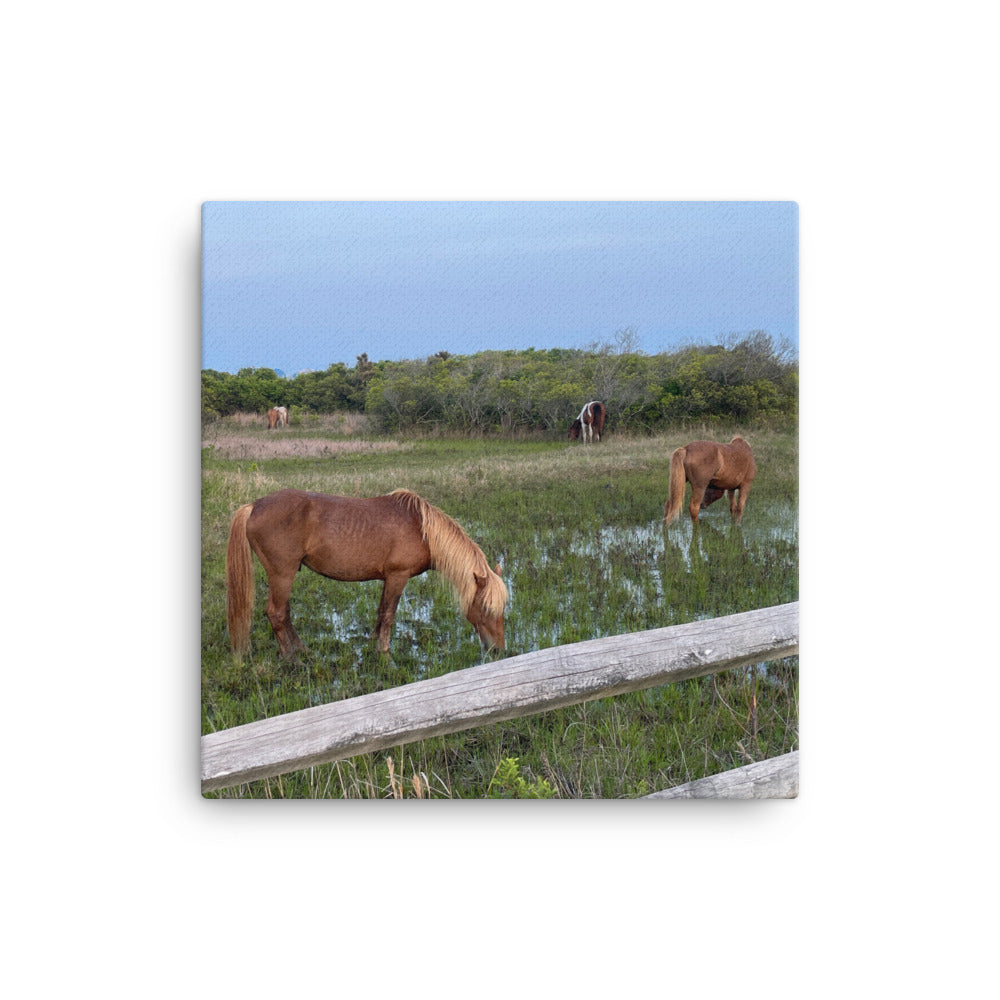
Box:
(663, 436), (757, 525)
(226, 488), (508, 658)
(266, 406), (288, 429)
(569, 400), (606, 443)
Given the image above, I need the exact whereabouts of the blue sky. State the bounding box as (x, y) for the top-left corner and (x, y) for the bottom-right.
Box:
(201, 201), (797, 374)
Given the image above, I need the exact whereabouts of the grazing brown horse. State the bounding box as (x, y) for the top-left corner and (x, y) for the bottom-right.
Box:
(663, 436), (757, 525)
(266, 406), (288, 429)
(569, 401), (606, 443)
(226, 488), (508, 657)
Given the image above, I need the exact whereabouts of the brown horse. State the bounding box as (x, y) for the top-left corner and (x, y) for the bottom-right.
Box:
(569, 401), (606, 443)
(226, 488), (508, 657)
(266, 406), (288, 429)
(663, 436), (757, 525)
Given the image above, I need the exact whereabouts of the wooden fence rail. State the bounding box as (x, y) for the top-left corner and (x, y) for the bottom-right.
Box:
(202, 601), (798, 794)
(643, 750), (799, 799)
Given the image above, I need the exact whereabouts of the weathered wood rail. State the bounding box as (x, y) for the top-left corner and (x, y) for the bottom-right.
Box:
(643, 750), (799, 799)
(202, 601), (798, 794)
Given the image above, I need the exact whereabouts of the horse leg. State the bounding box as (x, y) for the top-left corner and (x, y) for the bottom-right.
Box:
(265, 570), (306, 657)
(688, 482), (708, 523)
(734, 481), (752, 523)
(373, 573), (408, 653)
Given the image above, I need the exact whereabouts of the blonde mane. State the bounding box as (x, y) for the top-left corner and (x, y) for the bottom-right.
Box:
(388, 490), (508, 618)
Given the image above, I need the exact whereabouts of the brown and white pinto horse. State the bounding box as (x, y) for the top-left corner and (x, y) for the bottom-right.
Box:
(226, 488), (508, 657)
(569, 401), (606, 443)
(663, 436), (757, 525)
(266, 406), (288, 429)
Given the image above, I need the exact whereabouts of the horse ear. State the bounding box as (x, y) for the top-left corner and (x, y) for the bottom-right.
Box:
(473, 572), (487, 590)
(494, 563), (502, 577)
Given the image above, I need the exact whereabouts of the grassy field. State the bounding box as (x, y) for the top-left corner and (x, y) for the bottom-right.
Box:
(201, 414), (798, 798)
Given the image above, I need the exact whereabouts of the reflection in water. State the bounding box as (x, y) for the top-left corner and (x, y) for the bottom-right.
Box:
(661, 501), (798, 627)
(503, 499), (798, 652)
(322, 577), (447, 661)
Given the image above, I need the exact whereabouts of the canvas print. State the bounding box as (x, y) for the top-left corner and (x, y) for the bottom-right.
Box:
(201, 201), (799, 799)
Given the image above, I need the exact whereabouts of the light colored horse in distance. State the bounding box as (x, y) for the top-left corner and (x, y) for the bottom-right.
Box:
(266, 406), (288, 429)
(663, 436), (757, 525)
(569, 401), (606, 443)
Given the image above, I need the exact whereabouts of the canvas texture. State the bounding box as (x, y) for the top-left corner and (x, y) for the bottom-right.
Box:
(201, 201), (799, 799)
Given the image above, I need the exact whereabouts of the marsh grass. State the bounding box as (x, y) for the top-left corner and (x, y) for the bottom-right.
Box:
(201, 417), (798, 798)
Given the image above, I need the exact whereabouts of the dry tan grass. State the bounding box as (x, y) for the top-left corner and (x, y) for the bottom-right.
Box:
(202, 419), (785, 508)
(202, 411), (400, 460)
(203, 434), (409, 461)
(216, 411), (371, 433)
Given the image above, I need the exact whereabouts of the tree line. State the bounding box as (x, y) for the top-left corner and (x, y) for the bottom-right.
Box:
(201, 331), (797, 433)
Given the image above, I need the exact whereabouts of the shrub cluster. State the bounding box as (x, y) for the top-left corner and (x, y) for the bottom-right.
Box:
(201, 332), (797, 433)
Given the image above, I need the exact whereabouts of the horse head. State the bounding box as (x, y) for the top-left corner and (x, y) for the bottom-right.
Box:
(468, 564), (506, 652)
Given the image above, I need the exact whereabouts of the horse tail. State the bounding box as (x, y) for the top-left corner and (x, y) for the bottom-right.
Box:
(663, 446), (687, 524)
(593, 402), (606, 440)
(226, 503), (256, 653)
